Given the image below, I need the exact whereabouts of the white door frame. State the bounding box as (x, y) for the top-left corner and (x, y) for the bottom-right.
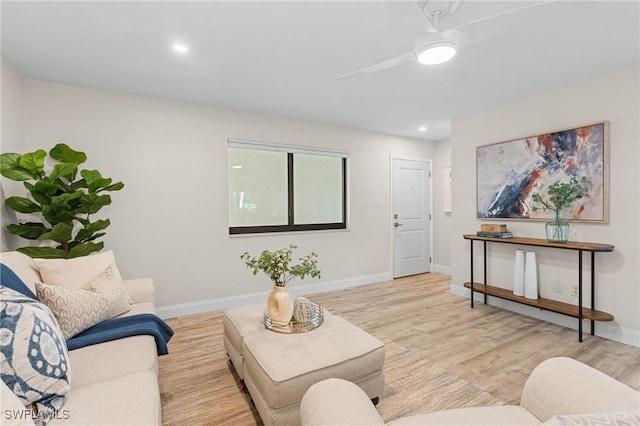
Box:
(390, 155), (433, 277)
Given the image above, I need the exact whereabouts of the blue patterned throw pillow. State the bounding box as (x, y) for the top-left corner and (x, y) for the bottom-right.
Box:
(0, 286), (70, 424)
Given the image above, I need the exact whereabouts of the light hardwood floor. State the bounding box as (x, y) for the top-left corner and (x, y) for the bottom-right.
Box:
(158, 273), (640, 425)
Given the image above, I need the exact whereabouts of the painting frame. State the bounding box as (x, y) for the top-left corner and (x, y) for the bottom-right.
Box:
(476, 121), (609, 223)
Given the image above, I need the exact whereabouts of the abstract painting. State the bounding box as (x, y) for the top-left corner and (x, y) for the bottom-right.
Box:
(477, 122), (608, 222)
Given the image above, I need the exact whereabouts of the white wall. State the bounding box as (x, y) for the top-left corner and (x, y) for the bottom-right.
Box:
(10, 78), (436, 315)
(451, 64), (640, 347)
(432, 138), (452, 273)
(1, 59), (26, 252)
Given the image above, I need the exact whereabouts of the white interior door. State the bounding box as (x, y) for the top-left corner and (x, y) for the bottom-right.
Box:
(392, 158), (431, 278)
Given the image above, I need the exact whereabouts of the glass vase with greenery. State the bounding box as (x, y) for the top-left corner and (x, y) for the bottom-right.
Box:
(530, 176), (589, 242)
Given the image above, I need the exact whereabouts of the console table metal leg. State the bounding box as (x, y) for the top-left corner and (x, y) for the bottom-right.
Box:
(483, 241), (487, 304)
(470, 240), (474, 309)
(591, 252), (595, 336)
(578, 250), (583, 342)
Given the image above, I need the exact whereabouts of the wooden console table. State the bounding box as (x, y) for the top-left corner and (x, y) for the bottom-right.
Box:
(463, 234), (614, 342)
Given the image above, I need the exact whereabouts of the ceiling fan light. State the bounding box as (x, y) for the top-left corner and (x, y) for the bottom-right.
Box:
(172, 43), (189, 53)
(417, 42), (457, 65)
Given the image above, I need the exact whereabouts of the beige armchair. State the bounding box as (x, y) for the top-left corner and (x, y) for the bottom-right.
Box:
(300, 357), (640, 425)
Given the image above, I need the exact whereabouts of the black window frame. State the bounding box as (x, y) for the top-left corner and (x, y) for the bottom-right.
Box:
(229, 150), (348, 235)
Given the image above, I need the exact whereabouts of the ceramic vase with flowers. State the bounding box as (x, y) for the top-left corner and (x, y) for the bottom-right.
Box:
(241, 245), (321, 326)
(530, 176), (590, 243)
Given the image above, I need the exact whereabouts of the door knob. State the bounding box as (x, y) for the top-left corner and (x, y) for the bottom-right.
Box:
(394, 222), (403, 227)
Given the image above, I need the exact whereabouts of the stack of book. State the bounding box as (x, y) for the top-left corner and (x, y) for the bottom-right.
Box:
(477, 224), (512, 238)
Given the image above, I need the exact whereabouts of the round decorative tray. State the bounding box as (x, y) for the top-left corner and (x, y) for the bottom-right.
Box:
(263, 301), (324, 334)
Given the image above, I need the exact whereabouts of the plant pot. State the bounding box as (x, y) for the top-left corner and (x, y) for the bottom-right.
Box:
(546, 213), (569, 243)
(267, 285), (294, 326)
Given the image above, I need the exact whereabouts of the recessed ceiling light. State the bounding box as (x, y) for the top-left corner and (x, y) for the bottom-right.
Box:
(172, 43), (189, 53)
(418, 126), (427, 132)
(417, 41), (457, 65)
(231, 165), (243, 169)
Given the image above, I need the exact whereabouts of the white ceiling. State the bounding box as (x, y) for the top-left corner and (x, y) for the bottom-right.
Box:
(2, 1), (638, 141)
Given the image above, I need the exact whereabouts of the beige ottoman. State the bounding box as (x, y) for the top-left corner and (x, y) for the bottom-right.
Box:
(223, 303), (336, 380)
(223, 303), (334, 380)
(242, 314), (385, 426)
(223, 303), (266, 380)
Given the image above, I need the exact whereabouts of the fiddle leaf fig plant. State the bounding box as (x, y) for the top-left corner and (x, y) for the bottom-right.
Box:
(530, 176), (590, 217)
(241, 245), (321, 287)
(0, 143), (124, 259)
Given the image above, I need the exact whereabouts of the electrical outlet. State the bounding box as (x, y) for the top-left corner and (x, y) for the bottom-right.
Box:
(571, 285), (579, 297)
(552, 280), (563, 294)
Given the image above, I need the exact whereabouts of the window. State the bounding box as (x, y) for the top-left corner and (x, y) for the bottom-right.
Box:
(228, 139), (348, 234)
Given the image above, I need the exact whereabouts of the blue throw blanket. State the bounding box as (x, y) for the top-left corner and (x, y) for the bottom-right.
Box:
(1, 263), (174, 355)
(67, 313), (174, 355)
(1, 263), (37, 299)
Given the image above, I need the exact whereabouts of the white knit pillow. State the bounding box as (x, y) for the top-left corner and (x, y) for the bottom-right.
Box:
(35, 263), (131, 339)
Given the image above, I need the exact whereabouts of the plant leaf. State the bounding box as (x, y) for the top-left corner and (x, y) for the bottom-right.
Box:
(75, 219), (110, 242)
(7, 222), (50, 239)
(79, 232), (105, 243)
(70, 179), (88, 191)
(27, 180), (62, 205)
(5, 197), (41, 214)
(0, 153), (39, 181)
(51, 191), (83, 205)
(38, 222), (73, 244)
(50, 163), (79, 182)
(33, 180), (63, 195)
(79, 193), (111, 214)
(18, 150), (47, 177)
(49, 143), (87, 165)
(81, 169), (112, 193)
(68, 242), (103, 258)
(103, 182), (125, 192)
(41, 205), (75, 225)
(17, 246), (66, 259)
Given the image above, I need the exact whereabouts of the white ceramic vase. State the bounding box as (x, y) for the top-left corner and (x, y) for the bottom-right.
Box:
(513, 249), (526, 297)
(267, 285), (294, 326)
(524, 251), (538, 300)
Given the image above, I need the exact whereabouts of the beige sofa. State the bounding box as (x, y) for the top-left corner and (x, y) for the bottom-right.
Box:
(1, 251), (161, 425)
(301, 357), (640, 425)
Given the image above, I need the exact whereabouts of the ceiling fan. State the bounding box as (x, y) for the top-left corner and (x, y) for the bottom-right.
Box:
(336, 0), (556, 81)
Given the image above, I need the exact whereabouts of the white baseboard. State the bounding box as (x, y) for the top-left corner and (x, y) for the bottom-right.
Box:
(449, 284), (640, 348)
(432, 264), (452, 274)
(156, 272), (393, 320)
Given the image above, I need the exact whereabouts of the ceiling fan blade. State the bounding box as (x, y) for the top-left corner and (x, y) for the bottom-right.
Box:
(450, 0), (557, 32)
(336, 50), (416, 80)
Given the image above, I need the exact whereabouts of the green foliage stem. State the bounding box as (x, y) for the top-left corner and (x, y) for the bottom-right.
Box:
(241, 245), (321, 287)
(530, 176), (590, 217)
(0, 143), (124, 259)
